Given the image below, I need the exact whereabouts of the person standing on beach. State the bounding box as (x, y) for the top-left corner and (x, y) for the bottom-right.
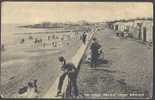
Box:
(57, 56), (78, 97)
(1, 44), (5, 51)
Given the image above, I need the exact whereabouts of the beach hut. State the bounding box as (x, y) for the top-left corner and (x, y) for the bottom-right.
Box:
(141, 20), (153, 43)
(126, 18), (153, 43)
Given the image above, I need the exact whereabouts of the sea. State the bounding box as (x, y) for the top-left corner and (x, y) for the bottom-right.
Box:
(1, 24), (50, 46)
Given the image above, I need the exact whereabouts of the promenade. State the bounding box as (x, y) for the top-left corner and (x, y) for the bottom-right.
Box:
(77, 27), (153, 99)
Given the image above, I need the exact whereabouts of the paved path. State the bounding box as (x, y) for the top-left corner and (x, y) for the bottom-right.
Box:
(77, 28), (153, 99)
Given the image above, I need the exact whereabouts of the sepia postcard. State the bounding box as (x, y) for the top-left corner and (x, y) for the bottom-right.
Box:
(1, 1), (153, 99)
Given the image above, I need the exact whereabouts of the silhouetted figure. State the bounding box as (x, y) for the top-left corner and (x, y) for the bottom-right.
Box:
(121, 32), (124, 37)
(20, 38), (25, 44)
(39, 38), (42, 43)
(52, 42), (54, 47)
(34, 38), (38, 44)
(55, 42), (57, 47)
(28, 82), (33, 88)
(48, 36), (50, 40)
(90, 38), (101, 68)
(1, 44), (5, 51)
(57, 56), (78, 97)
(116, 32), (119, 37)
(53, 42), (57, 47)
(81, 32), (87, 44)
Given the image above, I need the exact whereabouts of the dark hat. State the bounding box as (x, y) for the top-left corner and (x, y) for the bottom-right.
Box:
(58, 56), (65, 62)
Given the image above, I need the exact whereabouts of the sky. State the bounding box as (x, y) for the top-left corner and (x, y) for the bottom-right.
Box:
(1, 2), (153, 24)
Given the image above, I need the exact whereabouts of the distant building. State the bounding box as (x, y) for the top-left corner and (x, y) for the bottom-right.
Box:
(108, 18), (153, 44)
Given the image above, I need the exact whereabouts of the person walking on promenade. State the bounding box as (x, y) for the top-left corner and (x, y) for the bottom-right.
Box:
(81, 32), (87, 44)
(57, 56), (78, 97)
(90, 38), (101, 68)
